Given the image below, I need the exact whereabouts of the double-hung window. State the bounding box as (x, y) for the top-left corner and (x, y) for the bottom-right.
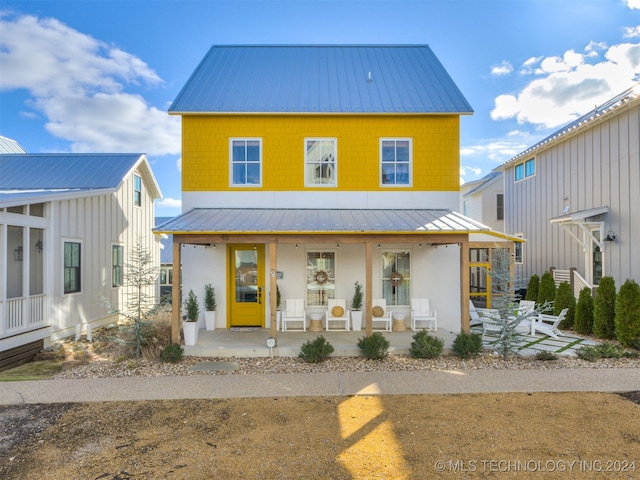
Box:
(382, 251), (410, 306)
(515, 158), (535, 182)
(64, 241), (81, 294)
(306, 251), (335, 306)
(305, 138), (336, 186)
(496, 194), (504, 221)
(112, 245), (124, 287)
(380, 138), (411, 186)
(231, 139), (262, 186)
(134, 175), (142, 207)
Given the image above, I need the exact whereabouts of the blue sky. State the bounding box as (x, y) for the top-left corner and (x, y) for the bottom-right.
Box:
(1, 0), (639, 217)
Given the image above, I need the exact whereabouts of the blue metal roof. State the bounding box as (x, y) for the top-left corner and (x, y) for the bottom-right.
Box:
(170, 45), (473, 114)
(0, 153), (144, 189)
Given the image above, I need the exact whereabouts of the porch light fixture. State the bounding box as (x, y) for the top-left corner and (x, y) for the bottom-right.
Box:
(604, 230), (616, 242)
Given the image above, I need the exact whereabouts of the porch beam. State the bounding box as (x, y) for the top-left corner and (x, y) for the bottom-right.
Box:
(365, 241), (373, 337)
(174, 233), (466, 245)
(171, 237), (182, 344)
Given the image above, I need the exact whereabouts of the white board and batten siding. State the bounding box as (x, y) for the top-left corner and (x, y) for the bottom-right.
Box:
(504, 96), (640, 288)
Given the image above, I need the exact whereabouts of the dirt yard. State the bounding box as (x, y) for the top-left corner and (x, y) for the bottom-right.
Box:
(2, 391), (640, 479)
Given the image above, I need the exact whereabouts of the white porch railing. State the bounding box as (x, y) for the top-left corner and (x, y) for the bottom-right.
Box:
(552, 268), (595, 299)
(1, 295), (48, 337)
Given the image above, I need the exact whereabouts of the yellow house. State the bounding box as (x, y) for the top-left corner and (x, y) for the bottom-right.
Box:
(157, 45), (503, 345)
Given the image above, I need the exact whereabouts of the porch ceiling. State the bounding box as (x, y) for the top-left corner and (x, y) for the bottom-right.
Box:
(154, 208), (492, 235)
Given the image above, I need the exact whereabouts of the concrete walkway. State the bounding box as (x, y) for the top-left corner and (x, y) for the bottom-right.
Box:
(2, 368), (639, 405)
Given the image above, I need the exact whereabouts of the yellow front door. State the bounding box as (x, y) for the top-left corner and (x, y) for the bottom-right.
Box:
(228, 245), (265, 327)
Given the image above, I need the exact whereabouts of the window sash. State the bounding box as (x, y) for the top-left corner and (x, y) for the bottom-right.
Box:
(64, 242), (81, 294)
(231, 139), (262, 186)
(134, 175), (142, 207)
(380, 139), (411, 186)
(305, 138), (336, 186)
(306, 251), (335, 306)
(381, 251), (411, 306)
(112, 245), (124, 287)
(496, 194), (504, 221)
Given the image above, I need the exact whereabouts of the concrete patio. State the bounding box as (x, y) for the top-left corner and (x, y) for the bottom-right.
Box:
(183, 326), (599, 358)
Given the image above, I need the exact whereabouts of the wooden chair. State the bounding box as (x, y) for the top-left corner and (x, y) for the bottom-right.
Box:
(282, 299), (306, 332)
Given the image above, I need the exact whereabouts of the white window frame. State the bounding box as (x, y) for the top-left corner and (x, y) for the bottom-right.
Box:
(304, 138), (337, 187)
(381, 250), (411, 306)
(515, 157), (535, 182)
(63, 239), (82, 295)
(133, 174), (142, 207)
(230, 138), (262, 187)
(306, 250), (336, 307)
(380, 138), (412, 187)
(112, 244), (124, 288)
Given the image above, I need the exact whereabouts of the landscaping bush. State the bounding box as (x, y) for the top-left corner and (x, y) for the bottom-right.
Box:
(535, 351), (558, 361)
(451, 332), (482, 359)
(593, 276), (616, 339)
(299, 336), (334, 363)
(525, 274), (540, 303)
(536, 272), (556, 312)
(576, 342), (636, 361)
(409, 330), (444, 359)
(554, 281), (576, 329)
(357, 332), (390, 360)
(574, 287), (594, 335)
(615, 279), (640, 348)
(160, 343), (184, 363)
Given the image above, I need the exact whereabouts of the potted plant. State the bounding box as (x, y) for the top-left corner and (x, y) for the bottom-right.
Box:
(351, 281), (363, 331)
(204, 283), (217, 330)
(183, 289), (199, 345)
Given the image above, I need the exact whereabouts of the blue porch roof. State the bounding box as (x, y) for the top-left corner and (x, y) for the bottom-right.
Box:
(169, 45), (473, 115)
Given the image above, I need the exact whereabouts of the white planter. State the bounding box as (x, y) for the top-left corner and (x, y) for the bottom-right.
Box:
(205, 310), (216, 330)
(351, 311), (363, 331)
(183, 321), (199, 346)
(198, 314), (206, 330)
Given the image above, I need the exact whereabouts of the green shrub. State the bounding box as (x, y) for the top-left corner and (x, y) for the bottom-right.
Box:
(593, 276), (616, 339)
(409, 331), (444, 359)
(525, 275), (540, 303)
(615, 279), (640, 348)
(535, 351), (558, 361)
(576, 342), (635, 361)
(203, 284), (217, 311)
(536, 272), (556, 312)
(574, 287), (594, 335)
(451, 332), (482, 359)
(554, 281), (576, 329)
(299, 336), (334, 363)
(184, 289), (200, 322)
(357, 332), (390, 360)
(160, 343), (184, 363)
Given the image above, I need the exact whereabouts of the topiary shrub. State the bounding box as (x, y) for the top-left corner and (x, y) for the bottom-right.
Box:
(574, 287), (594, 335)
(357, 332), (390, 360)
(160, 343), (184, 363)
(554, 281), (576, 329)
(593, 276), (616, 339)
(525, 275), (540, 303)
(409, 330), (444, 359)
(451, 332), (482, 359)
(299, 335), (334, 363)
(615, 279), (640, 348)
(536, 272), (556, 312)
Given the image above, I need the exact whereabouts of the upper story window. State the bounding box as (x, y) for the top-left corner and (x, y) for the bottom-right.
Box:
(305, 138), (336, 187)
(64, 241), (81, 294)
(231, 138), (262, 186)
(134, 175), (142, 207)
(380, 138), (411, 186)
(497, 194), (504, 221)
(515, 158), (535, 182)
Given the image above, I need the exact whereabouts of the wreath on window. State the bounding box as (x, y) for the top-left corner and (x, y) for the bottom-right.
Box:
(390, 271), (404, 286)
(314, 270), (329, 285)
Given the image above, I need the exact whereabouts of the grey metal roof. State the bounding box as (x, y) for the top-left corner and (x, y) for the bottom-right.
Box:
(549, 206), (609, 225)
(462, 171), (502, 197)
(170, 45), (473, 114)
(154, 208), (490, 235)
(0, 153), (144, 189)
(0, 136), (26, 154)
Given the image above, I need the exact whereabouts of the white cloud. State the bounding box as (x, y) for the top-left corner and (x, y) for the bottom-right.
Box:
(157, 197), (182, 209)
(625, 0), (640, 10)
(0, 13), (179, 155)
(624, 25), (640, 38)
(491, 61), (513, 76)
(491, 41), (640, 128)
(177, 157), (182, 173)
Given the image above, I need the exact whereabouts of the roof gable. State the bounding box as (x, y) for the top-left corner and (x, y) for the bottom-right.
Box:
(170, 45), (473, 115)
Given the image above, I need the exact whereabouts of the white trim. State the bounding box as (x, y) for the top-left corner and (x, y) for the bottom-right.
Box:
(380, 138), (412, 187)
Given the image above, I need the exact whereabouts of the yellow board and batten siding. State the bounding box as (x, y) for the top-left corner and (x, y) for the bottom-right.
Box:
(182, 115), (460, 192)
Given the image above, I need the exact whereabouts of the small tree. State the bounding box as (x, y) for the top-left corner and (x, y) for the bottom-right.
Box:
(525, 274), (540, 303)
(101, 238), (161, 358)
(351, 281), (363, 310)
(615, 279), (640, 348)
(537, 272), (556, 312)
(593, 276), (616, 339)
(184, 290), (199, 322)
(574, 287), (594, 335)
(554, 281), (576, 329)
(204, 284), (217, 311)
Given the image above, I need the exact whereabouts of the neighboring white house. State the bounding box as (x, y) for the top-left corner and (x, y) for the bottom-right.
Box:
(498, 83), (640, 293)
(460, 172), (504, 232)
(0, 153), (162, 369)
